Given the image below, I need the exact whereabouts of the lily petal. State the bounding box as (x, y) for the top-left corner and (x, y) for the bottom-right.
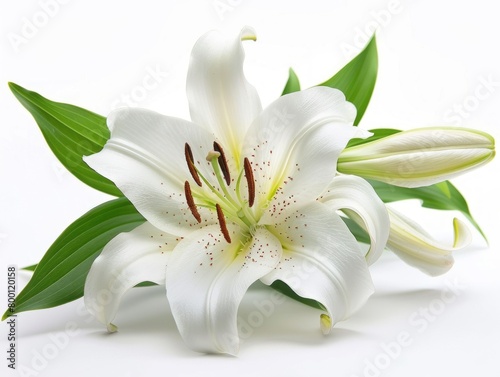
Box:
(338, 127), (495, 188)
(387, 207), (472, 276)
(187, 26), (262, 163)
(260, 203), (374, 333)
(84, 222), (175, 329)
(243, 87), (358, 223)
(319, 175), (390, 265)
(84, 108), (219, 236)
(166, 224), (281, 355)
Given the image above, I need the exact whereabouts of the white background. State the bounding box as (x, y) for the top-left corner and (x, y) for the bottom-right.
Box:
(1, 0), (499, 376)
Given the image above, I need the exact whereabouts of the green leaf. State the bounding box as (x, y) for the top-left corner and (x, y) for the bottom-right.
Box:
(9, 82), (121, 197)
(21, 263), (157, 288)
(369, 179), (487, 241)
(135, 281), (158, 288)
(341, 216), (370, 244)
(318, 35), (378, 126)
(270, 280), (325, 311)
(346, 128), (401, 148)
(2, 197), (145, 320)
(281, 68), (301, 95)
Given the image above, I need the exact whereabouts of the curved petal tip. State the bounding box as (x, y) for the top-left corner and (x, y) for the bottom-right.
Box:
(320, 314), (332, 335)
(240, 26), (257, 41)
(453, 218), (472, 248)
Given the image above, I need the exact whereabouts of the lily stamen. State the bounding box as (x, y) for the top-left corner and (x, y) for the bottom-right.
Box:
(185, 149), (241, 219)
(184, 146), (254, 229)
(184, 143), (202, 187)
(184, 181), (201, 223)
(207, 149), (239, 209)
(205, 150), (221, 161)
(243, 157), (255, 207)
(216, 203), (231, 243)
(213, 141), (231, 186)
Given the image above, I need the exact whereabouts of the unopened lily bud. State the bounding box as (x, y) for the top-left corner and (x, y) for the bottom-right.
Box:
(337, 127), (495, 188)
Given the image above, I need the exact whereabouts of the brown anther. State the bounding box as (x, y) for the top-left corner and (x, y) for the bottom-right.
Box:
(215, 203), (231, 243)
(244, 157), (255, 207)
(213, 141), (231, 186)
(184, 181), (201, 223)
(185, 143), (202, 187)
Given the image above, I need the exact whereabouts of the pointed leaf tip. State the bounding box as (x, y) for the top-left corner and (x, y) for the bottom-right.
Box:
(369, 179), (487, 243)
(318, 34), (378, 126)
(8, 82), (121, 196)
(3, 198), (145, 317)
(281, 67), (301, 95)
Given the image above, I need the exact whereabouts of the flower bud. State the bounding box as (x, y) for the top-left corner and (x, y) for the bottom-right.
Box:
(338, 127), (495, 187)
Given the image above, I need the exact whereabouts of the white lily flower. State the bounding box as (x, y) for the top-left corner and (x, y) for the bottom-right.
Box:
(386, 207), (472, 276)
(337, 127), (495, 188)
(83, 26), (390, 355)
